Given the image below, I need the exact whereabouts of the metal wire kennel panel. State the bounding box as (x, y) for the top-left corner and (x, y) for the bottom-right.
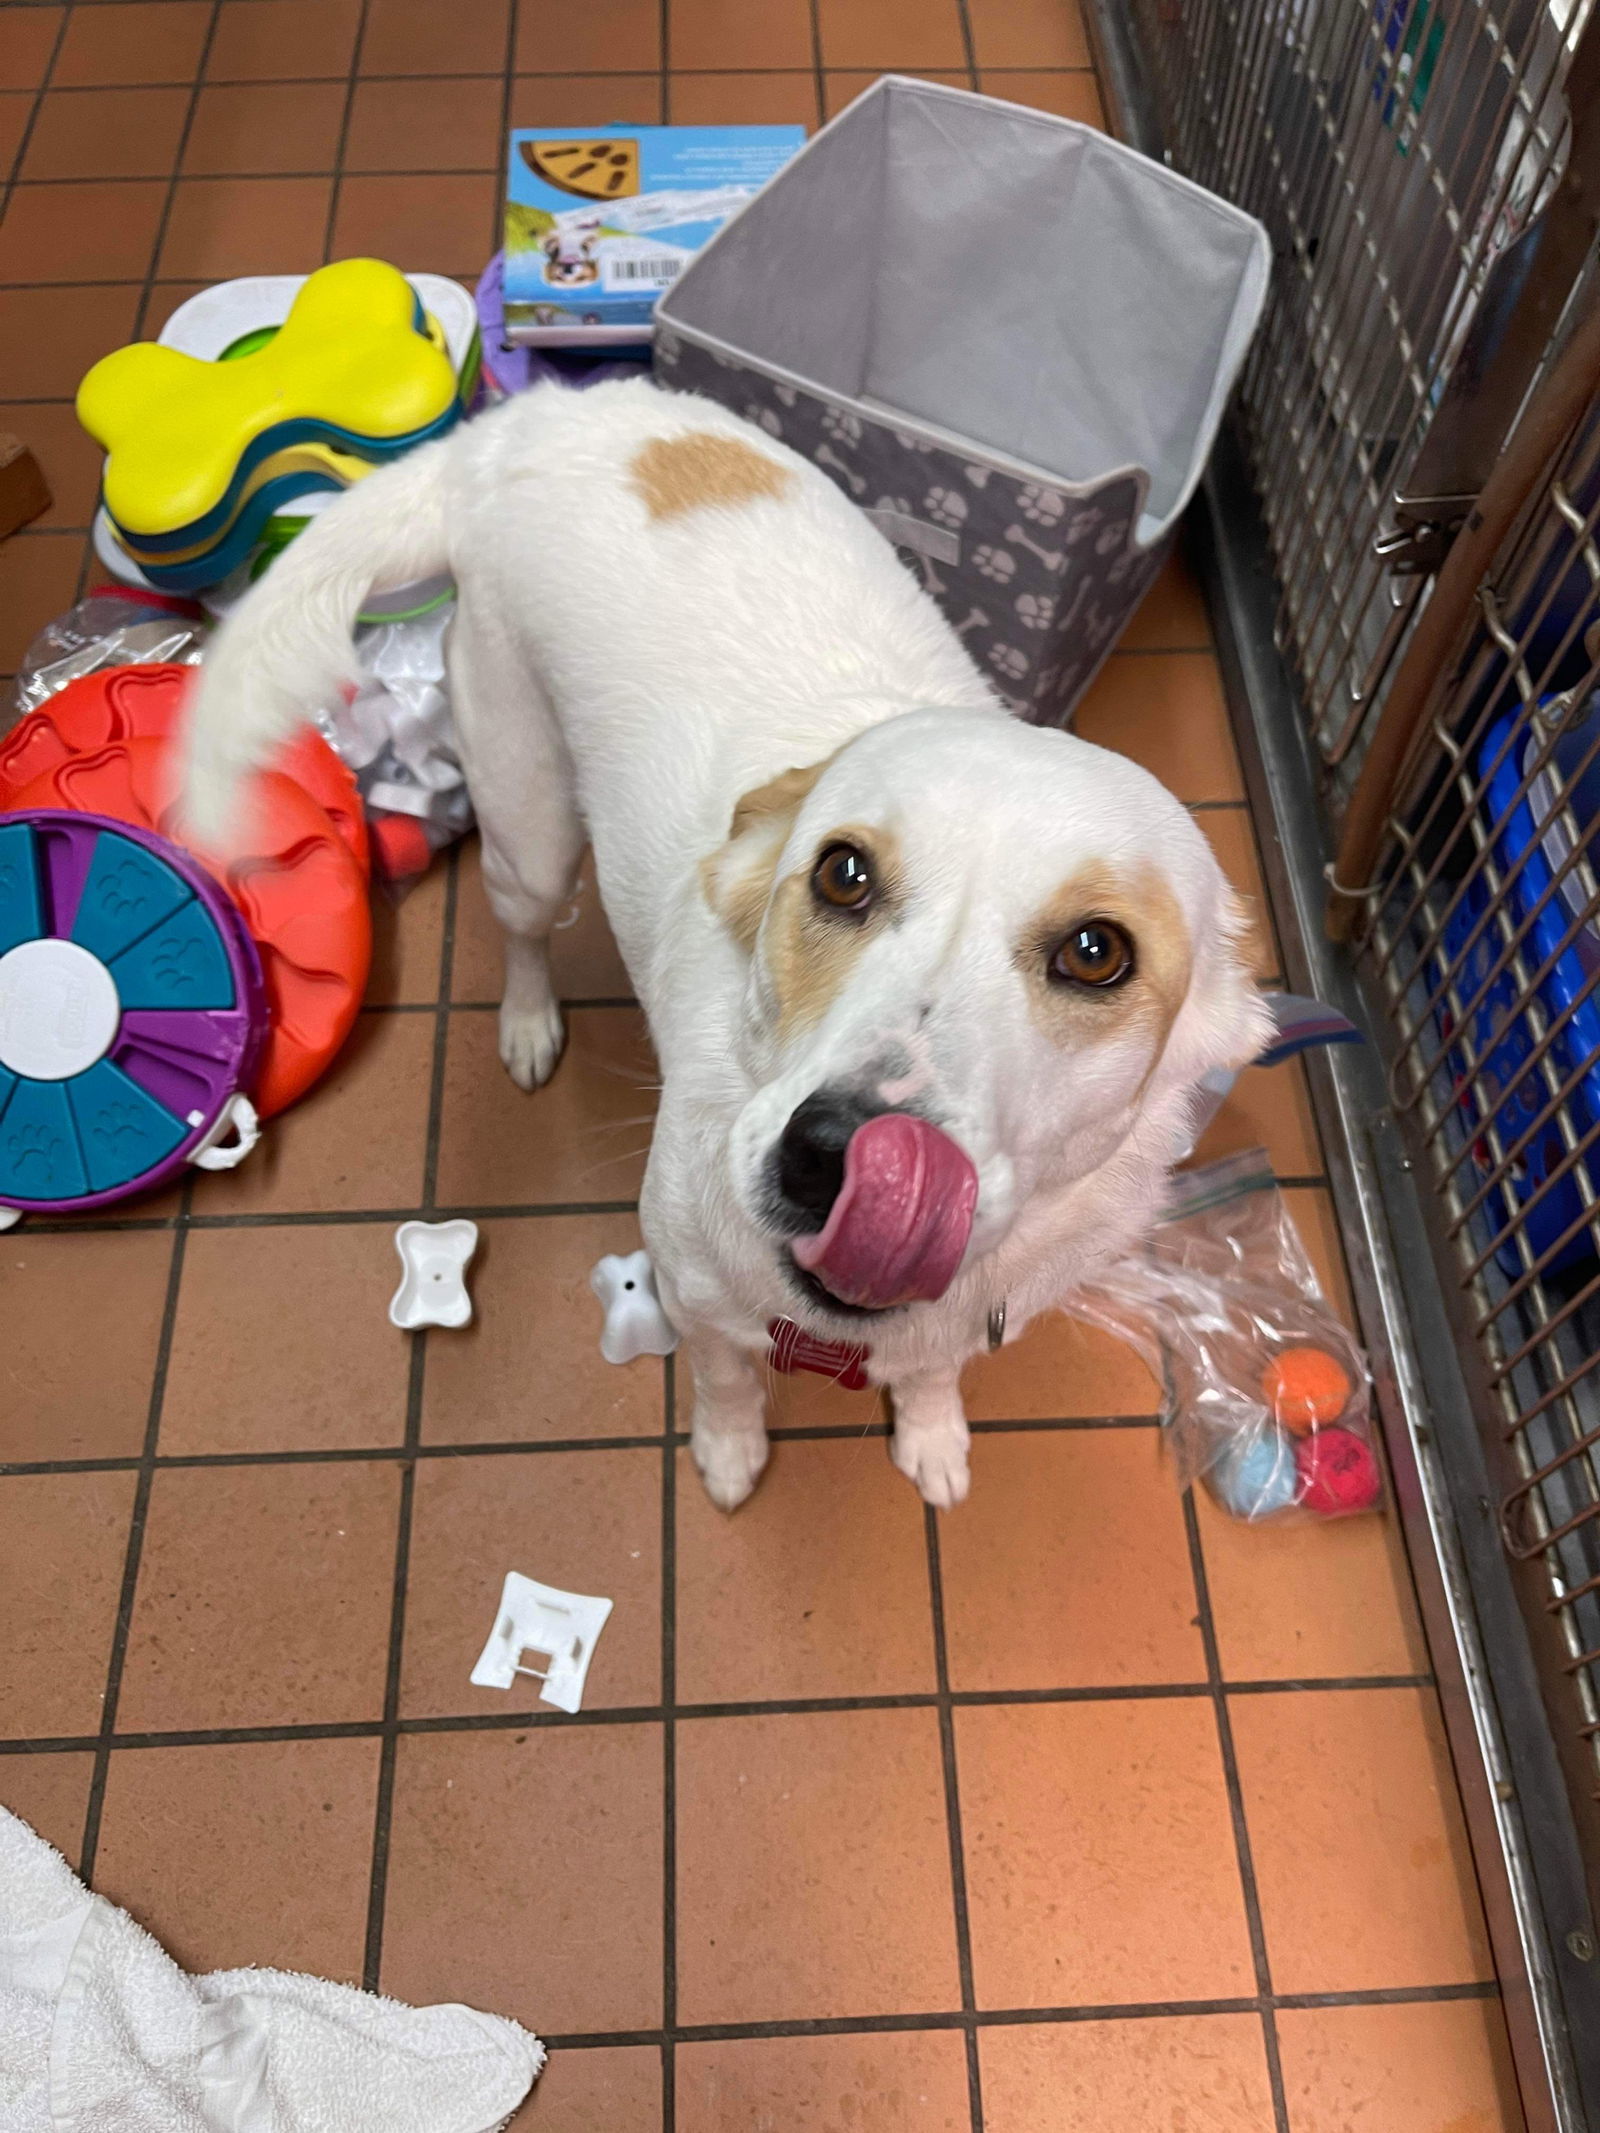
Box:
(1366, 391), (1600, 1875)
(1128, 0), (1587, 790)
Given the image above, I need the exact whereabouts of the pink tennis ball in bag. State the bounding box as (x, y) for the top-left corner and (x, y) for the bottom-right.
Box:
(1295, 1425), (1380, 1515)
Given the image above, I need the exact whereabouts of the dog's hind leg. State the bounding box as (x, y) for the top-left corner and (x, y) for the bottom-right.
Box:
(449, 598), (584, 1091)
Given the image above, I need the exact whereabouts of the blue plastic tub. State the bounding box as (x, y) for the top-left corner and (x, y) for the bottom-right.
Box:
(1433, 701), (1600, 1279)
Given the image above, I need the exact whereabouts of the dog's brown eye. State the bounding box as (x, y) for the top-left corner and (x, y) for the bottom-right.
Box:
(812, 843), (874, 913)
(1050, 921), (1134, 988)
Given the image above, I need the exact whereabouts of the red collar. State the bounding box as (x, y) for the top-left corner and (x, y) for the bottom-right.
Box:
(768, 1318), (870, 1391)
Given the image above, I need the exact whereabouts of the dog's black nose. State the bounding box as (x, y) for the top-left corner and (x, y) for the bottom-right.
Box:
(776, 1090), (880, 1222)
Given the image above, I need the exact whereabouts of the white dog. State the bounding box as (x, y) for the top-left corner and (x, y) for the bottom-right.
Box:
(184, 381), (1269, 1510)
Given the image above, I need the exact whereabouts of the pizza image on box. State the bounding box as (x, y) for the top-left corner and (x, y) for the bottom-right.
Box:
(519, 137), (640, 201)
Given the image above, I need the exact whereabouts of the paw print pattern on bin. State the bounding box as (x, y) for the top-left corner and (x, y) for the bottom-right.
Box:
(973, 545), (1016, 583)
(1018, 482), (1066, 524)
(658, 337), (1170, 720)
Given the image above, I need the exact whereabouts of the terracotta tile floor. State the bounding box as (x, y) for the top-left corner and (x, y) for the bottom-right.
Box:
(0, 3), (1523, 2128)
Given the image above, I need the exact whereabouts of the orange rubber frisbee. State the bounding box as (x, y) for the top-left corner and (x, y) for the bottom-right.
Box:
(0, 664), (370, 877)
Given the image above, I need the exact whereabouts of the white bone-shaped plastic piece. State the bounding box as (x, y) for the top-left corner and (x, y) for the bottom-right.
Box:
(390, 1218), (479, 1330)
(470, 1571), (613, 1714)
(590, 1249), (679, 1364)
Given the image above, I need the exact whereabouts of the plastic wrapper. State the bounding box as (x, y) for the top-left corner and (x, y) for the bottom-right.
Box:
(311, 599), (473, 895)
(14, 582), (469, 897)
(10, 590), (206, 727)
(1064, 1149), (1382, 1522)
(1176, 993), (1364, 1162)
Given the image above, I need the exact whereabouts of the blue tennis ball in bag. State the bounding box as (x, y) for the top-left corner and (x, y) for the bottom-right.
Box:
(1210, 1429), (1298, 1520)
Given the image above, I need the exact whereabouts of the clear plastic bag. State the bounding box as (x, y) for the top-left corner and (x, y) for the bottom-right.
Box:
(10, 590), (206, 727)
(1064, 1149), (1381, 1521)
(310, 598), (474, 895)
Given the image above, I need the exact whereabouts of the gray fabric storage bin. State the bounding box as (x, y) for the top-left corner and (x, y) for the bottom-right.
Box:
(654, 77), (1270, 719)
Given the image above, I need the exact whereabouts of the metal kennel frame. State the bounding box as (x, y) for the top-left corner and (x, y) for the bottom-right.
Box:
(1085, 3), (1600, 2128)
(1124, 0), (1589, 793)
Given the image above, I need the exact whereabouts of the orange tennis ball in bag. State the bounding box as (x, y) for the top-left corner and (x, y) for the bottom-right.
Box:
(1262, 1345), (1350, 1434)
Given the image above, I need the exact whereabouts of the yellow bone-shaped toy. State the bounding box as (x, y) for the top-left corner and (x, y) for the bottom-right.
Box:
(79, 258), (459, 542)
(112, 441), (378, 567)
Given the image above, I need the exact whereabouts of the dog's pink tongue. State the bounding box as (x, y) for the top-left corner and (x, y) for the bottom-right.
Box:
(792, 1114), (978, 1310)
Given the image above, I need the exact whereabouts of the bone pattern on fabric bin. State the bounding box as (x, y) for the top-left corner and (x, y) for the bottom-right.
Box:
(654, 330), (1168, 722)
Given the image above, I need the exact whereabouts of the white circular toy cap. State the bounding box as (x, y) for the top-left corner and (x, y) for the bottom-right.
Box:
(0, 939), (121, 1081)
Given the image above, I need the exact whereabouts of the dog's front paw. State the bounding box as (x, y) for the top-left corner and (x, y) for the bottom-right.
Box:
(893, 1423), (971, 1510)
(692, 1422), (769, 1511)
(499, 998), (566, 1090)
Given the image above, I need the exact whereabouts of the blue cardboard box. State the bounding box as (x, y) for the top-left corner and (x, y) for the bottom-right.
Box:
(503, 124), (805, 346)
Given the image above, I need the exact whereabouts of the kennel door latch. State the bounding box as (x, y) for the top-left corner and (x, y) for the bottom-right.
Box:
(1375, 496), (1478, 576)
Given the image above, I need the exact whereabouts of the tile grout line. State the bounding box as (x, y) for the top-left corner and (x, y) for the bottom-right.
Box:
(362, 843), (458, 1991)
(661, 1350), (678, 2131)
(0, 1669), (1449, 1759)
(5, 67), (1106, 91)
(548, 1978), (1506, 2049)
(77, 1174), (194, 1881)
(528, 1977), (1504, 2048)
(128, 3), (219, 337)
(1, 1), (70, 208)
(70, 0), (221, 590)
(25, 1404), (1462, 1469)
(67, 1), (219, 605)
(0, 1187), (1331, 1231)
(362, 1333), (423, 1991)
(5, 167), (505, 189)
(807, 0), (824, 127)
(0, 1410), (1183, 1476)
(955, 0), (980, 87)
(192, 1196), (642, 1227)
(493, 0), (520, 277)
(321, 0), (372, 266)
(659, 0), (670, 126)
(431, 993), (642, 1010)
(13, 1200), (640, 1232)
(0, 270), (491, 294)
(924, 1505), (985, 2133)
(1182, 1489), (1292, 2133)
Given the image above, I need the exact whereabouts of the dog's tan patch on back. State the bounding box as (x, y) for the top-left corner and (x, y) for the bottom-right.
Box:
(632, 432), (792, 520)
(1018, 862), (1191, 1061)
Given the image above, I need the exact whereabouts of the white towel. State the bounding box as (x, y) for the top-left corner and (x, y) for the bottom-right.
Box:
(0, 1808), (543, 2133)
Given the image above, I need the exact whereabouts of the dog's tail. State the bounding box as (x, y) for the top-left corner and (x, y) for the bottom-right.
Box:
(180, 435), (453, 843)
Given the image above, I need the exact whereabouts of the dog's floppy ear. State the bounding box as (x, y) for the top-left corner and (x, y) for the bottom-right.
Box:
(701, 760), (827, 950)
(1158, 884), (1274, 1093)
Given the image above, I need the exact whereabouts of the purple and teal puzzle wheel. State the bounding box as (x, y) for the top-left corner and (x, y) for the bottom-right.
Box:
(0, 811), (268, 1218)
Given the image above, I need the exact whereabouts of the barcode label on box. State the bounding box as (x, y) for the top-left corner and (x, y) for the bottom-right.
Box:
(602, 255), (684, 290)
